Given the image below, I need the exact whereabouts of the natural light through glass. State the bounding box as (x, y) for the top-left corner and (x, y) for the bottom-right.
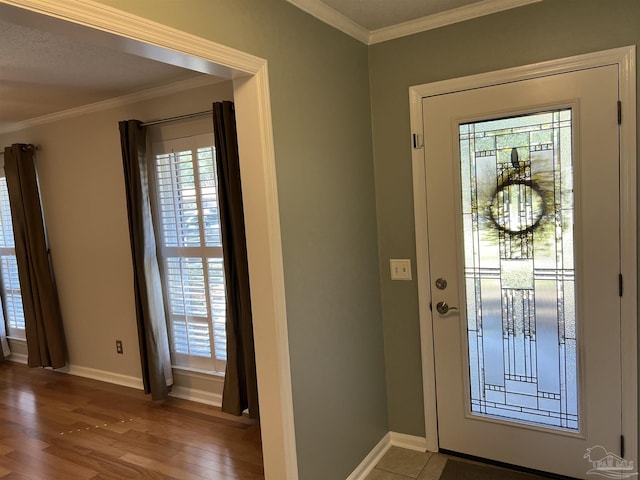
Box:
(0, 178), (24, 334)
(154, 144), (227, 371)
(459, 109), (578, 430)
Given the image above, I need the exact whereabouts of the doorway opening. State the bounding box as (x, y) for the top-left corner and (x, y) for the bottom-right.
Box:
(0, 1), (297, 478)
(409, 46), (637, 478)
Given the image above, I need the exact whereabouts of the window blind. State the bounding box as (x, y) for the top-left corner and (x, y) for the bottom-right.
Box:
(152, 135), (226, 373)
(0, 177), (24, 337)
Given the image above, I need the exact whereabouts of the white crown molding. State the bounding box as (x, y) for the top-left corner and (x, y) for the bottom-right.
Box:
(0, 0), (265, 75)
(0, 75), (223, 134)
(286, 0), (369, 43)
(369, 0), (542, 44)
(288, 0), (542, 45)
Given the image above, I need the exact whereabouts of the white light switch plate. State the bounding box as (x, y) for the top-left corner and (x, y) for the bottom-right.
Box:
(390, 259), (412, 280)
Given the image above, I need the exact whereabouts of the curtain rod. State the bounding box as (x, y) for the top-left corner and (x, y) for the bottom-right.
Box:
(0, 145), (41, 156)
(141, 109), (213, 127)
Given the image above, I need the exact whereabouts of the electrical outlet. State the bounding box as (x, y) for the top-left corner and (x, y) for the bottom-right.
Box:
(116, 340), (123, 354)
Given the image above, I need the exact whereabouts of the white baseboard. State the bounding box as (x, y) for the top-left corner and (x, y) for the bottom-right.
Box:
(389, 432), (428, 452)
(7, 352), (27, 364)
(6, 354), (144, 390)
(347, 431), (429, 480)
(6, 356), (226, 407)
(58, 364), (144, 390)
(169, 385), (222, 407)
(346, 432), (392, 480)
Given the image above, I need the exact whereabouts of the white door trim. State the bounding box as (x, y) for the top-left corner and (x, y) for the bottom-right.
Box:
(409, 46), (637, 466)
(0, 1), (298, 478)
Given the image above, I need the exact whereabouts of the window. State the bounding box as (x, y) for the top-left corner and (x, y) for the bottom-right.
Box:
(0, 174), (25, 339)
(151, 134), (226, 373)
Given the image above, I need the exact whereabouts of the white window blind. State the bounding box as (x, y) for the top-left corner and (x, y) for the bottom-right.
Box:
(0, 176), (25, 338)
(151, 134), (226, 373)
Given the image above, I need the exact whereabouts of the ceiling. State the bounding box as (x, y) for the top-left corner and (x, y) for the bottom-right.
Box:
(287, 0), (542, 43)
(0, 0), (541, 131)
(320, 0), (486, 30)
(0, 12), (203, 131)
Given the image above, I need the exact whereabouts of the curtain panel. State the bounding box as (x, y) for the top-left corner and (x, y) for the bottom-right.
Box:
(119, 120), (173, 400)
(4, 144), (67, 368)
(0, 310), (9, 361)
(213, 101), (259, 419)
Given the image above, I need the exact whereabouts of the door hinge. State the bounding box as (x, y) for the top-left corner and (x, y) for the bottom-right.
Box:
(617, 100), (622, 125)
(621, 434), (625, 458)
(619, 273), (623, 297)
(413, 133), (424, 149)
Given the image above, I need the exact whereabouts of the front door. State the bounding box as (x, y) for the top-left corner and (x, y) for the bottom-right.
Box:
(422, 65), (625, 478)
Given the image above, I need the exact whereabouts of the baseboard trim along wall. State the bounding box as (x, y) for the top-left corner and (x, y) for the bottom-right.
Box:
(7, 355), (224, 407)
(389, 432), (429, 452)
(169, 385), (222, 407)
(59, 364), (144, 390)
(7, 354), (425, 480)
(7, 354), (143, 389)
(347, 432), (428, 480)
(7, 352), (27, 365)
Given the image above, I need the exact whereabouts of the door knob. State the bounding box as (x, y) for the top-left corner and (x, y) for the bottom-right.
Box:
(436, 301), (458, 315)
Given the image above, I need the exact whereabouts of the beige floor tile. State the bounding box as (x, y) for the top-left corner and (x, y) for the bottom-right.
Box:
(365, 468), (415, 480)
(375, 446), (432, 478)
(417, 453), (448, 480)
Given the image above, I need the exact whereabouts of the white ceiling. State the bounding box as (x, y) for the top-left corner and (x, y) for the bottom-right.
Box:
(287, 0), (542, 44)
(0, 13), (202, 130)
(0, 0), (542, 130)
(320, 0), (484, 30)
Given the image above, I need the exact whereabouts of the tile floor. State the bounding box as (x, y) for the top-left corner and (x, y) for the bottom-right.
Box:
(365, 447), (448, 480)
(365, 446), (544, 480)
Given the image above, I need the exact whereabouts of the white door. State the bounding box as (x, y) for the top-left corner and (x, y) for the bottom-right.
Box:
(422, 65), (624, 479)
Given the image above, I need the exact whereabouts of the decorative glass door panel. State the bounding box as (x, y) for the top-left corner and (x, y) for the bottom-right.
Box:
(459, 109), (578, 430)
(422, 63), (624, 479)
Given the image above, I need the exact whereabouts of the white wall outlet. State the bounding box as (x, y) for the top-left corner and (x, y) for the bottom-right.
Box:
(390, 259), (412, 280)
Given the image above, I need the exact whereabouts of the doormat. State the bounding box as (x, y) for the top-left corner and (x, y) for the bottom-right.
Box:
(439, 459), (550, 480)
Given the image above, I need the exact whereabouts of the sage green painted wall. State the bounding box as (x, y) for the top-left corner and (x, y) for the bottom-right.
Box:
(369, 0), (640, 436)
(91, 1), (387, 479)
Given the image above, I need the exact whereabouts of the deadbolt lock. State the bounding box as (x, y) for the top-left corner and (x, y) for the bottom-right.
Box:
(435, 278), (448, 290)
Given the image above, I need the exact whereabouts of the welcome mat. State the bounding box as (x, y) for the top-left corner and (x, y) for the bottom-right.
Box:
(440, 459), (550, 480)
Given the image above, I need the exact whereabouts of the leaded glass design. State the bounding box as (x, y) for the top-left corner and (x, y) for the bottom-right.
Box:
(459, 109), (577, 430)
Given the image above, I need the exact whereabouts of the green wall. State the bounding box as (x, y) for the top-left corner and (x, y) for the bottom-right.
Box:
(45, 0), (640, 475)
(91, 1), (388, 479)
(369, 0), (640, 436)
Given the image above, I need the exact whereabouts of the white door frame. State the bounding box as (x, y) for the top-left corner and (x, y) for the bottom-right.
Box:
(409, 46), (637, 466)
(0, 1), (298, 478)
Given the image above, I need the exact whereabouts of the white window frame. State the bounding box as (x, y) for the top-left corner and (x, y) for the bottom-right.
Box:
(150, 133), (227, 374)
(0, 167), (25, 340)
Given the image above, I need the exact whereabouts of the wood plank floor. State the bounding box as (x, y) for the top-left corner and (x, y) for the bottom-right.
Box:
(0, 362), (263, 479)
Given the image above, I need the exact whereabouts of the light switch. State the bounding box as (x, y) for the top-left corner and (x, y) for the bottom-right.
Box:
(390, 259), (412, 280)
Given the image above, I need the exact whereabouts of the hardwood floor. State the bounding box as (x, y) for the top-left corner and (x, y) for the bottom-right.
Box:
(0, 362), (263, 479)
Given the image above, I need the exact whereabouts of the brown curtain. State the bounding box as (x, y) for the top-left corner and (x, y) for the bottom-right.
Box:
(213, 101), (259, 419)
(4, 144), (67, 368)
(0, 313), (9, 361)
(119, 121), (173, 400)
